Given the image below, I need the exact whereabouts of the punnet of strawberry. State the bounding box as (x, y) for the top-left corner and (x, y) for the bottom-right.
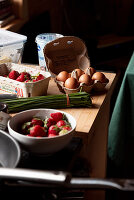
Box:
(8, 70), (45, 82)
(21, 112), (72, 138)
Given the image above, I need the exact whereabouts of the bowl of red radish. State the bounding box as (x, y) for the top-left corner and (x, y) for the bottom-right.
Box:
(8, 109), (76, 155)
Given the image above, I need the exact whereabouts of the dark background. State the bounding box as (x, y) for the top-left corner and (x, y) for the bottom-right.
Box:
(19, 0), (134, 72)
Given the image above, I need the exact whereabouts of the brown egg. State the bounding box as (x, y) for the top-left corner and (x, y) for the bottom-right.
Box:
(74, 68), (84, 78)
(92, 72), (106, 83)
(64, 77), (79, 89)
(79, 74), (93, 86)
(56, 71), (70, 82)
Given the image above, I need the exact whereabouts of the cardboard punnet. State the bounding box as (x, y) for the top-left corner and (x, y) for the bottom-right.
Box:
(0, 63), (51, 97)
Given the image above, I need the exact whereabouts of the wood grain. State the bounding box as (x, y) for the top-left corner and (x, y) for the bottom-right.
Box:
(2, 64), (119, 200)
(47, 72), (116, 134)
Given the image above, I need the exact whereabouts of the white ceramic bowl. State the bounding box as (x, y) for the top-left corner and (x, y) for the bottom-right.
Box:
(8, 109), (76, 155)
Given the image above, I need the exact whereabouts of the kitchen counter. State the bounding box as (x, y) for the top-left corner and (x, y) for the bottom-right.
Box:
(1, 65), (120, 199)
(46, 71), (120, 200)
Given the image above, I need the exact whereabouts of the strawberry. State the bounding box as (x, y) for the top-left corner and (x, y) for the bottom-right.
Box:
(59, 129), (68, 136)
(48, 133), (57, 138)
(30, 125), (47, 137)
(50, 112), (63, 122)
(16, 73), (25, 82)
(44, 117), (56, 128)
(8, 70), (20, 80)
(27, 134), (33, 137)
(36, 74), (45, 81)
(21, 121), (32, 135)
(31, 117), (44, 126)
(25, 80), (31, 83)
(56, 120), (68, 128)
(16, 72), (31, 82)
(58, 124), (71, 135)
(32, 79), (37, 82)
(21, 72), (31, 80)
(48, 125), (60, 135)
(62, 125), (72, 131)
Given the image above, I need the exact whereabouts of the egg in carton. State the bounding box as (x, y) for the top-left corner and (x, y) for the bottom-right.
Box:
(55, 66), (109, 93)
(74, 66), (109, 93)
(91, 70), (109, 92)
(55, 69), (83, 94)
(44, 36), (91, 94)
(79, 67), (95, 93)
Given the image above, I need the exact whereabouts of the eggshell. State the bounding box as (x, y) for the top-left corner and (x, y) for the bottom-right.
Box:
(64, 77), (79, 89)
(79, 74), (93, 86)
(92, 72), (107, 83)
(56, 71), (70, 82)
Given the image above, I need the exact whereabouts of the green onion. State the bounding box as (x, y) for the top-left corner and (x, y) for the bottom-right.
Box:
(0, 92), (92, 113)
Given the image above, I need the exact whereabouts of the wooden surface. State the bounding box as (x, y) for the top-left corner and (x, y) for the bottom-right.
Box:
(47, 72), (119, 200)
(1, 64), (119, 199)
(46, 72), (118, 177)
(0, 62), (119, 199)
(8, 66), (118, 180)
(22, 65), (118, 180)
(48, 73), (115, 134)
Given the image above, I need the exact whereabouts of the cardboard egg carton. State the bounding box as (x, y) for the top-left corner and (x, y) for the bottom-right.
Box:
(0, 63), (51, 97)
(44, 36), (108, 94)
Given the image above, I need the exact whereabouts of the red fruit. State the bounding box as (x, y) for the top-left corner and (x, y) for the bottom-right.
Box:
(16, 72), (31, 82)
(30, 125), (47, 137)
(62, 126), (71, 131)
(48, 133), (57, 138)
(21, 121), (32, 134)
(48, 125), (59, 135)
(59, 129), (68, 136)
(8, 70), (20, 80)
(50, 112), (63, 122)
(44, 117), (56, 128)
(21, 72), (31, 80)
(31, 118), (44, 126)
(56, 120), (67, 128)
(16, 73), (25, 82)
(27, 134), (33, 137)
(36, 74), (45, 81)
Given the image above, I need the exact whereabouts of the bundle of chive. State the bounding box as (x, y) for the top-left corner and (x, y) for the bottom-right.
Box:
(0, 92), (92, 113)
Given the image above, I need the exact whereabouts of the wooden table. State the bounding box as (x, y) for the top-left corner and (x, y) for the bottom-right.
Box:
(2, 66), (120, 199)
(46, 71), (120, 200)
(47, 72), (117, 177)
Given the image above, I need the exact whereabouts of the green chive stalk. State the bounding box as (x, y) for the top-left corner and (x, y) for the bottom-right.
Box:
(0, 92), (92, 113)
